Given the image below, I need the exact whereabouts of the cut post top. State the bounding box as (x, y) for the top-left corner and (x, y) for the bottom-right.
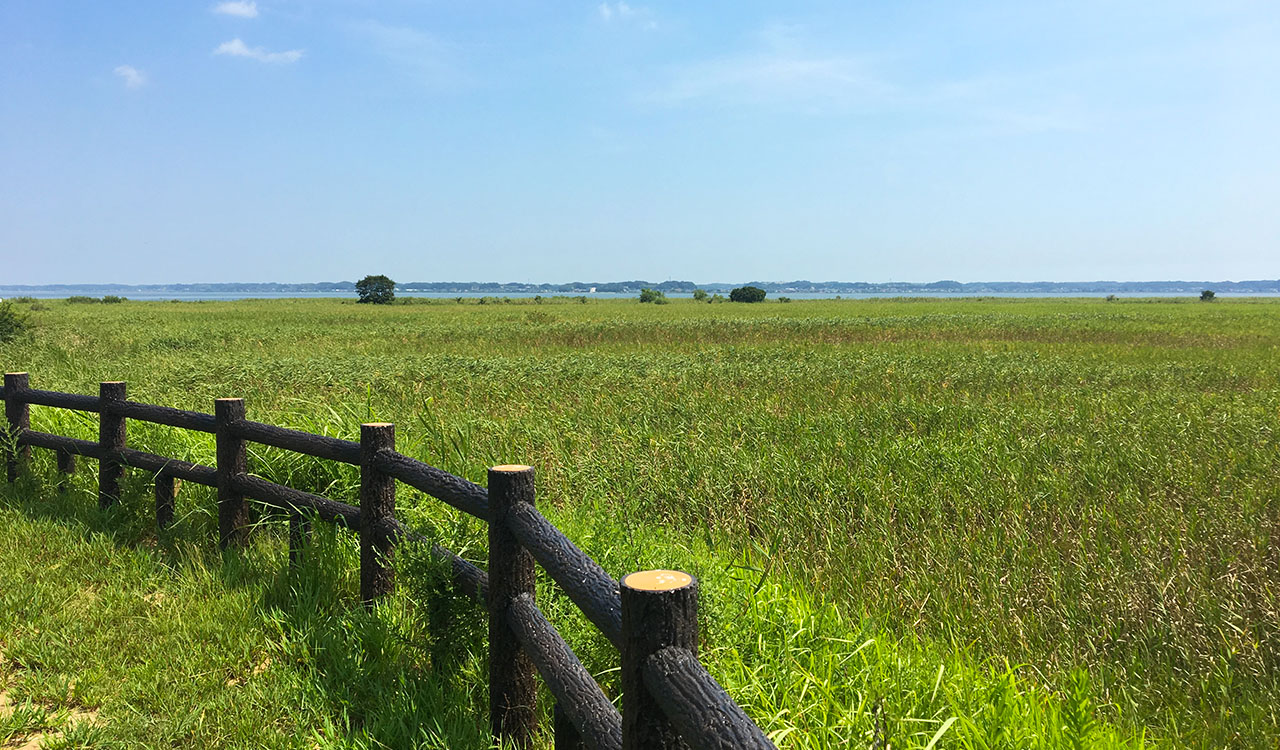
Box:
(5, 372), (28, 377)
(362, 422), (394, 428)
(623, 569), (694, 592)
(100, 380), (125, 385)
(491, 464), (533, 473)
(214, 397), (244, 403)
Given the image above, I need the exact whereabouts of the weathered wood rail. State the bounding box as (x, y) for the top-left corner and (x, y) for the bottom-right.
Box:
(1, 372), (778, 750)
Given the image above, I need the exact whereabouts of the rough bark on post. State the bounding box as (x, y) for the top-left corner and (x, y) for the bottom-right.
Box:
(214, 398), (248, 548)
(359, 422), (396, 604)
(289, 512), (311, 567)
(56, 449), (76, 493)
(98, 381), (127, 508)
(4, 373), (30, 482)
(488, 464), (538, 749)
(621, 570), (699, 750)
(155, 473), (179, 530)
(554, 702), (585, 750)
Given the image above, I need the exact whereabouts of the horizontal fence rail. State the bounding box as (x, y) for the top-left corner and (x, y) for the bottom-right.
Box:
(1, 373), (781, 750)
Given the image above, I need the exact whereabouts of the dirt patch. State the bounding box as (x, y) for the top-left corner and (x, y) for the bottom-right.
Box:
(225, 655), (272, 688)
(2, 669), (100, 749)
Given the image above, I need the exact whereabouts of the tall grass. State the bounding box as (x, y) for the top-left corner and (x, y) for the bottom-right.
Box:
(2, 296), (1277, 746)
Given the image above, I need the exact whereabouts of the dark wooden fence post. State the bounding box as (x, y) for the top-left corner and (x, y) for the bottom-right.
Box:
(214, 398), (248, 548)
(488, 464), (538, 749)
(98, 381), (127, 508)
(289, 512), (311, 567)
(56, 449), (76, 493)
(621, 569), (699, 750)
(155, 473), (178, 530)
(554, 703), (584, 750)
(359, 422), (396, 604)
(4, 372), (30, 482)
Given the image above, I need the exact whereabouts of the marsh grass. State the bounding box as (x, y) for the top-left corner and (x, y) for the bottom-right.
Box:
(1, 297), (1277, 747)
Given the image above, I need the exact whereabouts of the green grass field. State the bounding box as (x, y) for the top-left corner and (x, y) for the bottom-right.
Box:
(1, 296), (1276, 748)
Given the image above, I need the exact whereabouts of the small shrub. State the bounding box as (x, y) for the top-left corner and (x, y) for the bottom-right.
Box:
(692, 289), (709, 301)
(0, 300), (30, 343)
(729, 285), (766, 303)
(1200, 289), (1216, 302)
(101, 295), (126, 304)
(639, 288), (668, 304)
(11, 296), (36, 304)
(710, 293), (725, 303)
(1106, 295), (1118, 302)
(778, 296), (792, 303)
(66, 296), (100, 304)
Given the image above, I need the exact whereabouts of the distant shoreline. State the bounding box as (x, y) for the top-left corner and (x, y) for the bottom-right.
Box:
(3, 278), (1279, 298)
(5, 291), (1280, 302)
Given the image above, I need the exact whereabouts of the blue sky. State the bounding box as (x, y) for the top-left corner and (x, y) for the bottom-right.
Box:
(2, 1), (1277, 284)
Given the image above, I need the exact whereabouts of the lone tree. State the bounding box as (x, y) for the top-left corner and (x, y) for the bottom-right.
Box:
(638, 288), (668, 304)
(356, 275), (396, 304)
(729, 285), (766, 303)
(1200, 289), (1216, 302)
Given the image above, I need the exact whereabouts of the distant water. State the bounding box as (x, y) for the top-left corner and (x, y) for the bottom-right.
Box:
(3, 290), (1278, 301)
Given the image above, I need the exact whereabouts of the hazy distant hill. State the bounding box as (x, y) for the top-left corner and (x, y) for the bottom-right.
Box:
(3, 279), (1279, 295)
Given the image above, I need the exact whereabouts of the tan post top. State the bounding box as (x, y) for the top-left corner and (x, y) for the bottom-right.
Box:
(623, 569), (694, 591)
(491, 464), (533, 473)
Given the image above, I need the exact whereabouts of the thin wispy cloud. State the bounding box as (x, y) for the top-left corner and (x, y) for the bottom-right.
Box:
(598, 2), (657, 30)
(641, 25), (1090, 134)
(212, 1), (258, 18)
(646, 54), (890, 107)
(349, 20), (465, 87)
(113, 64), (146, 89)
(214, 38), (302, 63)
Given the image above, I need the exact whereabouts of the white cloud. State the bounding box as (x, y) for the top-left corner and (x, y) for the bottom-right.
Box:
(598, 2), (656, 30)
(214, 38), (302, 63)
(113, 64), (146, 89)
(213, 1), (258, 18)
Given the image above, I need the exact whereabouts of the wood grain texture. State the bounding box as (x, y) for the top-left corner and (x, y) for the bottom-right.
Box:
(215, 398), (249, 547)
(114, 400), (215, 432)
(372, 447), (489, 519)
(5, 373), (30, 481)
(232, 474), (360, 528)
(18, 430), (101, 458)
(488, 465), (539, 749)
(360, 423), (396, 604)
(622, 572), (698, 750)
(642, 647), (777, 750)
(98, 382), (127, 508)
(507, 501), (623, 648)
(117, 447), (217, 486)
(234, 419), (360, 464)
(507, 592), (622, 750)
(289, 512), (312, 567)
(155, 473), (178, 530)
(17, 388), (100, 413)
(56, 448), (75, 493)
(555, 703), (585, 750)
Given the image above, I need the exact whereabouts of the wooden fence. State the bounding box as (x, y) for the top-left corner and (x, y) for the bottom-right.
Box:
(1, 372), (778, 750)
